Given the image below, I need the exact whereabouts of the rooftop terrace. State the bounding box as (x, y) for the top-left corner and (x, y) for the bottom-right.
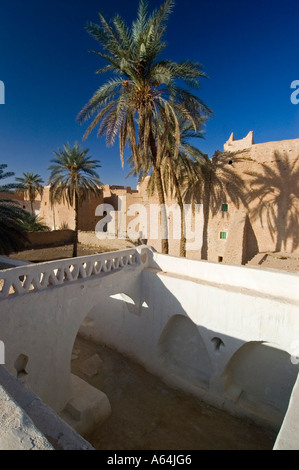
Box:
(0, 246), (298, 449)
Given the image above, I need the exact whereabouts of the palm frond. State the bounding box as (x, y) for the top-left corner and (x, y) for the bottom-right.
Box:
(0, 165), (29, 254)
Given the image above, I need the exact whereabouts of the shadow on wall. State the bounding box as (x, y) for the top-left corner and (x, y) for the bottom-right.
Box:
(184, 150), (299, 260)
(243, 215), (259, 264)
(156, 314), (298, 430)
(223, 341), (297, 427)
(246, 151), (299, 253)
(157, 314), (213, 388)
(76, 255), (299, 432)
(184, 150), (249, 260)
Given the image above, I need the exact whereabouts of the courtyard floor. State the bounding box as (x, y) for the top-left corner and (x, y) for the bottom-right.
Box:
(71, 335), (277, 451)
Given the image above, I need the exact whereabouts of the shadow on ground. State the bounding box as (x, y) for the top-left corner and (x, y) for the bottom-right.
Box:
(71, 336), (277, 451)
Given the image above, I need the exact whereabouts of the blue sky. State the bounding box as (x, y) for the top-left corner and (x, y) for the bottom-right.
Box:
(0, 0), (298, 188)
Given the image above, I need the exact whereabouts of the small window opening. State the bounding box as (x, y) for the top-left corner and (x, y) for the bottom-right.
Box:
(228, 160), (233, 165)
(218, 256), (223, 262)
(211, 337), (225, 353)
(14, 354), (29, 380)
(220, 232), (227, 240)
(221, 203), (228, 212)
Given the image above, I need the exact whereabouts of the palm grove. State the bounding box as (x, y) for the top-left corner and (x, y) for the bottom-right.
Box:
(0, 0), (212, 257)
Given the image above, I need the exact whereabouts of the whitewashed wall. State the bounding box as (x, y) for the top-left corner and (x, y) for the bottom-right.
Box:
(0, 246), (298, 444)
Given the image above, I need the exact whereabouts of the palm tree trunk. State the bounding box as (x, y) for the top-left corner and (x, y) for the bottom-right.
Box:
(171, 167), (186, 257)
(29, 186), (34, 214)
(177, 194), (186, 257)
(149, 129), (169, 254)
(178, 201), (186, 257)
(52, 208), (56, 231)
(153, 166), (169, 254)
(201, 172), (211, 260)
(73, 193), (79, 257)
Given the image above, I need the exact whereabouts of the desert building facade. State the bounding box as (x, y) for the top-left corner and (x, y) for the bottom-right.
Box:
(207, 133), (299, 265)
(1, 136), (299, 450)
(135, 132), (299, 264)
(38, 185), (104, 232)
(9, 132), (299, 265)
(0, 190), (36, 214)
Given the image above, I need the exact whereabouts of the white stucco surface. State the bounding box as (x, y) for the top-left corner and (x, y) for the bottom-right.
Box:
(0, 383), (53, 450)
(0, 365), (94, 450)
(0, 246), (298, 449)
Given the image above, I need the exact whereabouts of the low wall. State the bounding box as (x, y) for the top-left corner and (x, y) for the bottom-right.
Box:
(0, 378), (53, 450)
(0, 366), (93, 450)
(274, 374), (299, 450)
(0, 248), (142, 412)
(0, 256), (31, 270)
(24, 230), (75, 248)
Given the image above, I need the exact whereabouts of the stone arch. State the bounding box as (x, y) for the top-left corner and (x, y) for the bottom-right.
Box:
(223, 341), (298, 427)
(66, 299), (112, 434)
(157, 315), (213, 387)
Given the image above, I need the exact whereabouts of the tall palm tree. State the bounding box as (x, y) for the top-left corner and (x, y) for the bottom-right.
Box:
(136, 116), (207, 257)
(48, 142), (102, 257)
(77, 0), (212, 254)
(15, 172), (44, 214)
(162, 118), (209, 257)
(0, 164), (28, 255)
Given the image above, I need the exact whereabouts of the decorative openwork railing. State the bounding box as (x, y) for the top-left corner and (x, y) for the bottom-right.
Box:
(0, 249), (138, 299)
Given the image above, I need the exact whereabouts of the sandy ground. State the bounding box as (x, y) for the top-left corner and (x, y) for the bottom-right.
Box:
(72, 335), (277, 450)
(4, 241), (299, 274)
(6, 240), (136, 264)
(250, 252), (299, 273)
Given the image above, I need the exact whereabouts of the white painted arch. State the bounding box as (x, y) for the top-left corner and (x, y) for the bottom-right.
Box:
(0, 246), (298, 440)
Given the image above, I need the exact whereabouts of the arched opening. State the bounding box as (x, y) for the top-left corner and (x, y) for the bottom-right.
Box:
(109, 292), (143, 316)
(60, 305), (112, 436)
(14, 353), (28, 382)
(65, 302), (276, 449)
(223, 341), (298, 428)
(157, 315), (213, 387)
